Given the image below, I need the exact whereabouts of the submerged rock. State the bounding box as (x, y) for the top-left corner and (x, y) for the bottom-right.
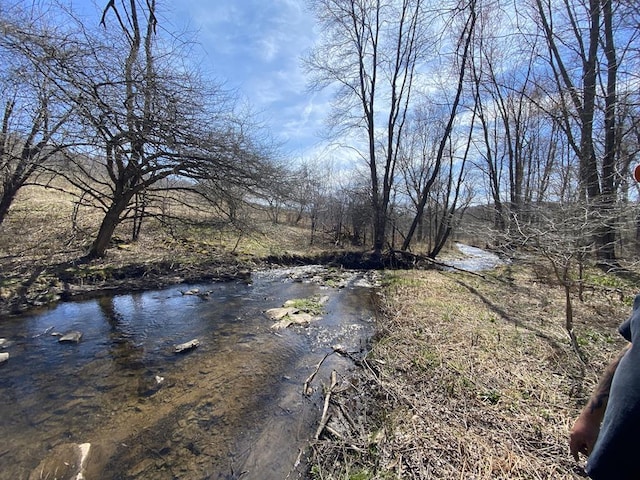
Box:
(59, 331), (83, 343)
(0, 352), (8, 364)
(29, 442), (91, 480)
(137, 374), (166, 397)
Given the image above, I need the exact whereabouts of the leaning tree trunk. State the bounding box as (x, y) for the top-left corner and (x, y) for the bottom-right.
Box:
(88, 195), (134, 258)
(0, 185), (18, 227)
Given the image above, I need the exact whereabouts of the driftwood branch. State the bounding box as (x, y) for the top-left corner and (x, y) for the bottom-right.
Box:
(315, 370), (338, 440)
(303, 351), (333, 395)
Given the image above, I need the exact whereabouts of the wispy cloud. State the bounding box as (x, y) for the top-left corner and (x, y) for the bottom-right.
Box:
(171, 0), (320, 156)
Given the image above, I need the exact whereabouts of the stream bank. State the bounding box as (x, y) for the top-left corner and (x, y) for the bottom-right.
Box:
(1, 248), (439, 317)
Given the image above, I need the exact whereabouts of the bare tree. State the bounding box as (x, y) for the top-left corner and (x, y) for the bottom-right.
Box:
(511, 202), (600, 360)
(469, 31), (561, 234)
(531, 0), (631, 263)
(399, 104), (442, 245)
(11, 0), (278, 258)
(305, 0), (428, 254)
(0, 6), (74, 227)
(290, 160), (334, 245)
(398, 99), (473, 256)
(400, 0), (477, 251)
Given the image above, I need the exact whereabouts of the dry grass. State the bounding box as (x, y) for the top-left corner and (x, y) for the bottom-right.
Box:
(309, 263), (636, 479)
(1, 184), (317, 262)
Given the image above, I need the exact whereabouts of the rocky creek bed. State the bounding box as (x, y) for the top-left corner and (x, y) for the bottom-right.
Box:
(0, 266), (379, 479)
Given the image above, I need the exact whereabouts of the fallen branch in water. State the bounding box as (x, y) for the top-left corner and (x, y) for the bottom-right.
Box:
(303, 345), (360, 395)
(315, 370), (338, 440)
(303, 351), (333, 395)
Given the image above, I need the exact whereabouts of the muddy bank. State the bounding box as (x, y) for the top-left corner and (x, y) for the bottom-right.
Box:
(0, 255), (253, 316)
(264, 249), (445, 270)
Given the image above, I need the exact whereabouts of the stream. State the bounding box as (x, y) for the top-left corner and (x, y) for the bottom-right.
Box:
(0, 266), (378, 480)
(446, 243), (505, 271)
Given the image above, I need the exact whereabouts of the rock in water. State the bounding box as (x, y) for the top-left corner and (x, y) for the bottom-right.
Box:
(59, 331), (83, 343)
(271, 312), (315, 330)
(265, 307), (299, 321)
(137, 374), (165, 397)
(29, 442), (91, 480)
(0, 352), (8, 364)
(174, 339), (200, 353)
(181, 288), (200, 295)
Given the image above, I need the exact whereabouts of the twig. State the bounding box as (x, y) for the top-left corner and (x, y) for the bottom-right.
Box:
(325, 425), (366, 453)
(315, 370), (338, 440)
(284, 448), (305, 480)
(303, 351), (333, 395)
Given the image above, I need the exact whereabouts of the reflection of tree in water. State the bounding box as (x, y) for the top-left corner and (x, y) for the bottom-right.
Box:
(97, 296), (160, 397)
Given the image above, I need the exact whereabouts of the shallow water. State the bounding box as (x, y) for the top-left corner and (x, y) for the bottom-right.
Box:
(446, 243), (505, 272)
(0, 267), (377, 479)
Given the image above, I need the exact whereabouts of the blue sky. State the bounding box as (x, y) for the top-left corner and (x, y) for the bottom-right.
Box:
(172, 0), (328, 157)
(66, 0), (330, 160)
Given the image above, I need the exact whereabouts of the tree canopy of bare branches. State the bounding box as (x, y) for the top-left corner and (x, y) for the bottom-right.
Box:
(1, 0), (280, 258)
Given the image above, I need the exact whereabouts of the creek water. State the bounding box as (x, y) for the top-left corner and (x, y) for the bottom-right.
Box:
(446, 243), (505, 271)
(0, 266), (377, 480)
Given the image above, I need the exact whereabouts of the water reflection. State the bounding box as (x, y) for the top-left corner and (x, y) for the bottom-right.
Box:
(97, 296), (145, 373)
(0, 268), (376, 479)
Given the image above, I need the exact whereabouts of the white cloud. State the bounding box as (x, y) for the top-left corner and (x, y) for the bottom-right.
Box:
(143, 0), (326, 158)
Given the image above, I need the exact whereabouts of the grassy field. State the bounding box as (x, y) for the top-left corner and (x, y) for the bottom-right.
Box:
(309, 262), (638, 479)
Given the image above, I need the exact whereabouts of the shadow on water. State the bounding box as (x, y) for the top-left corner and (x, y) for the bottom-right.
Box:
(0, 267), (378, 479)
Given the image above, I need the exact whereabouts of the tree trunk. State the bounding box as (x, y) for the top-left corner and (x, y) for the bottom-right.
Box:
(0, 185), (18, 227)
(595, 0), (618, 264)
(87, 195), (133, 258)
(372, 206), (386, 254)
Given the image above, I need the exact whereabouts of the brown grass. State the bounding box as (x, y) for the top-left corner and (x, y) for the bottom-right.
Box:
(309, 263), (635, 479)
